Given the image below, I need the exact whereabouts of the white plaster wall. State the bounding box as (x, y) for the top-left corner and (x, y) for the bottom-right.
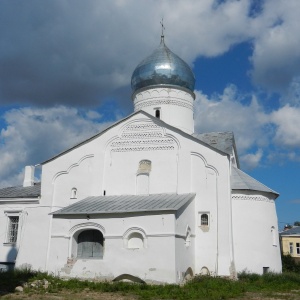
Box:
(174, 199), (195, 282)
(191, 153), (234, 276)
(42, 112), (230, 206)
(133, 87), (195, 134)
(43, 112), (233, 278)
(14, 112), (234, 280)
(232, 191), (282, 274)
(48, 213), (177, 283)
(0, 201), (51, 271)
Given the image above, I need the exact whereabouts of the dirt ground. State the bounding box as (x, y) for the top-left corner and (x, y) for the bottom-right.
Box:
(1, 290), (137, 300)
(1, 290), (300, 300)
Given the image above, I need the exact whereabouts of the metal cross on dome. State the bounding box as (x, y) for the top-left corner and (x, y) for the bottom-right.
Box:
(160, 18), (165, 43)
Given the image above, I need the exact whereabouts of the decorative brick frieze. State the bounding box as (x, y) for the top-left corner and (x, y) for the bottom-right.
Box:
(232, 195), (274, 203)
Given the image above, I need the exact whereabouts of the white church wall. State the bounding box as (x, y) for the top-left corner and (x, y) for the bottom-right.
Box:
(232, 191), (282, 274)
(174, 198), (195, 282)
(48, 213), (178, 283)
(190, 152), (234, 277)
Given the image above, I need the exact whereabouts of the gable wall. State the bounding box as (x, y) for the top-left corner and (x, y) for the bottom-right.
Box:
(15, 112), (232, 278)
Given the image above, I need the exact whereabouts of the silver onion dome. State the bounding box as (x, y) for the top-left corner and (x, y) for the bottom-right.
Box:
(131, 38), (195, 93)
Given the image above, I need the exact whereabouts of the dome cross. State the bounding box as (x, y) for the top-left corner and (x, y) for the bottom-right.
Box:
(160, 18), (165, 44)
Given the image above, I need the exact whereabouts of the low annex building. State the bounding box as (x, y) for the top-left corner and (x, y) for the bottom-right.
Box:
(0, 34), (282, 283)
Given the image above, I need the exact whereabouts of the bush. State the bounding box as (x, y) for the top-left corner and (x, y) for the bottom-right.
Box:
(281, 254), (300, 273)
(0, 267), (38, 292)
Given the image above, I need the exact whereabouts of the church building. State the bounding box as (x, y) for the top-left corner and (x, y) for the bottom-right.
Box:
(0, 33), (281, 283)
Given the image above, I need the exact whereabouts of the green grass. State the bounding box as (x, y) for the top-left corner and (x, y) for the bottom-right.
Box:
(1, 268), (300, 300)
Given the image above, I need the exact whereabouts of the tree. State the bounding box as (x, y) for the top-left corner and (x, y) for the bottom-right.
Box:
(294, 221), (300, 226)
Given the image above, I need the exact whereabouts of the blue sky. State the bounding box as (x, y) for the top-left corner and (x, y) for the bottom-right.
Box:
(0, 0), (299, 229)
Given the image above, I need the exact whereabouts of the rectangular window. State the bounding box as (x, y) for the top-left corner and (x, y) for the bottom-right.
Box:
(296, 243), (300, 255)
(289, 242), (293, 254)
(7, 216), (19, 243)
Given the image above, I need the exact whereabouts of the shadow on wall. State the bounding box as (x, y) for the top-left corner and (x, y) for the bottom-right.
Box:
(1, 247), (18, 271)
(7, 246), (18, 262)
(5, 246), (18, 271)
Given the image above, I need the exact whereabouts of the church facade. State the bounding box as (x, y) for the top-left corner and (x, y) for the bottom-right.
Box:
(0, 36), (281, 283)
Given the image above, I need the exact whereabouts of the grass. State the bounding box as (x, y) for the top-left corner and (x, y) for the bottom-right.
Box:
(1, 268), (300, 300)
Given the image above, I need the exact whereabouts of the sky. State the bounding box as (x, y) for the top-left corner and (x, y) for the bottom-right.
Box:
(0, 0), (299, 229)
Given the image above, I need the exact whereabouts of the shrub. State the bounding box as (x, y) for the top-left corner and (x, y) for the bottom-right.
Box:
(281, 254), (300, 273)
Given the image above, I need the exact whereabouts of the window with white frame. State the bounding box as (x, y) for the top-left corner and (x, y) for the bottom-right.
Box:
(289, 242), (293, 254)
(6, 215), (20, 244)
(296, 243), (300, 255)
(199, 213), (209, 226)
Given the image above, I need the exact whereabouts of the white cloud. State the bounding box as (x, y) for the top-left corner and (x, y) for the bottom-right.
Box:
(1, 0), (300, 185)
(194, 85), (269, 153)
(250, 0), (300, 92)
(0, 106), (112, 187)
(271, 105), (300, 147)
(240, 149), (263, 170)
(2, 0), (300, 105)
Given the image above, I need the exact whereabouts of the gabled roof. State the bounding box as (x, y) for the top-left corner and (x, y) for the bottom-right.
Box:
(0, 183), (41, 198)
(231, 167), (279, 197)
(52, 193), (195, 215)
(193, 132), (239, 167)
(280, 226), (300, 236)
(41, 110), (230, 165)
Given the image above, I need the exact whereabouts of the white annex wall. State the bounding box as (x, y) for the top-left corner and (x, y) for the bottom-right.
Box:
(48, 213), (178, 283)
(232, 191), (282, 274)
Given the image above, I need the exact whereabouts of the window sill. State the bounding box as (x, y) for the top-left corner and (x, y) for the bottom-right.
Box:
(127, 248), (142, 250)
(3, 242), (17, 246)
(77, 257), (103, 260)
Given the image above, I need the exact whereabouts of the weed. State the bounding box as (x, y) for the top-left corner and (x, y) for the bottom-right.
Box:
(1, 269), (300, 299)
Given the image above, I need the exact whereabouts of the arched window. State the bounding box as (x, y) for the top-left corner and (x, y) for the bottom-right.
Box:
(128, 232), (144, 249)
(201, 214), (209, 226)
(155, 109), (160, 119)
(271, 226), (277, 246)
(123, 228), (147, 249)
(71, 188), (77, 199)
(77, 229), (104, 258)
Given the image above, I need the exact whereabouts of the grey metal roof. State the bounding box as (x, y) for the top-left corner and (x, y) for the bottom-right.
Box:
(192, 132), (235, 156)
(280, 226), (300, 236)
(0, 183), (41, 198)
(52, 193), (195, 215)
(231, 167), (278, 196)
(131, 38), (195, 93)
